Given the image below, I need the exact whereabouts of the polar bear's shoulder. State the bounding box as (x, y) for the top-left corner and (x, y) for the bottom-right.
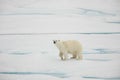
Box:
(63, 40), (80, 45)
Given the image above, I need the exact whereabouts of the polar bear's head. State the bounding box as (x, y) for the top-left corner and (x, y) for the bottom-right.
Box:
(53, 40), (63, 49)
(53, 40), (60, 44)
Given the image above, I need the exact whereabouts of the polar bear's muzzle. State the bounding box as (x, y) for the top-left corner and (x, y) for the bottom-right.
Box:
(53, 40), (60, 44)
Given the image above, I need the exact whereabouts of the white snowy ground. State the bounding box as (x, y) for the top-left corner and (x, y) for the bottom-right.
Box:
(0, 0), (120, 34)
(0, 53), (120, 80)
(0, 0), (120, 80)
(0, 35), (120, 80)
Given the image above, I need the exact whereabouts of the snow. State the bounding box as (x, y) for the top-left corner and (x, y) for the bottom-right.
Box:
(0, 15), (120, 34)
(0, 52), (120, 80)
(0, 35), (120, 80)
(0, 0), (120, 80)
(0, 0), (120, 34)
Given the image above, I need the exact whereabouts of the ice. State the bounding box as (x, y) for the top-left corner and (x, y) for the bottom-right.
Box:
(0, 35), (120, 80)
(0, 52), (120, 80)
(0, 32), (120, 80)
(0, 0), (120, 80)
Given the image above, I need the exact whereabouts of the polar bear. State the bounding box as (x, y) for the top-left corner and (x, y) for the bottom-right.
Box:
(53, 40), (83, 60)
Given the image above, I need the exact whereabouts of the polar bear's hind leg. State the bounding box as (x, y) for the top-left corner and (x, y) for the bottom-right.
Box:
(71, 54), (77, 59)
(77, 53), (83, 60)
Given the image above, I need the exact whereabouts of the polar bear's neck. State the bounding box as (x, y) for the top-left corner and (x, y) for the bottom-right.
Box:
(56, 42), (65, 51)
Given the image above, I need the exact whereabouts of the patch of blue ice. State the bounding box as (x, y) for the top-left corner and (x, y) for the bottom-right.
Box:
(106, 21), (120, 24)
(83, 76), (120, 80)
(85, 59), (111, 61)
(93, 48), (120, 54)
(9, 51), (32, 55)
(77, 8), (116, 16)
(0, 8), (116, 17)
(0, 72), (68, 78)
(83, 48), (120, 54)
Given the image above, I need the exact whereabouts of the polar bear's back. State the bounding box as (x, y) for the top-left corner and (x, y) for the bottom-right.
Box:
(63, 40), (82, 53)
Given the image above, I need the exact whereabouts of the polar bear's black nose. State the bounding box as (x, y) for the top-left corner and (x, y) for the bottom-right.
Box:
(53, 41), (56, 44)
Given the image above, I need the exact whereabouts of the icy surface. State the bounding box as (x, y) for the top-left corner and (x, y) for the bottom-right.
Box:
(0, 0), (120, 80)
(0, 35), (120, 80)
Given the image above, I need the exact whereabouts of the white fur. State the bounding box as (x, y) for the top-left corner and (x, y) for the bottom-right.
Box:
(54, 40), (83, 60)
